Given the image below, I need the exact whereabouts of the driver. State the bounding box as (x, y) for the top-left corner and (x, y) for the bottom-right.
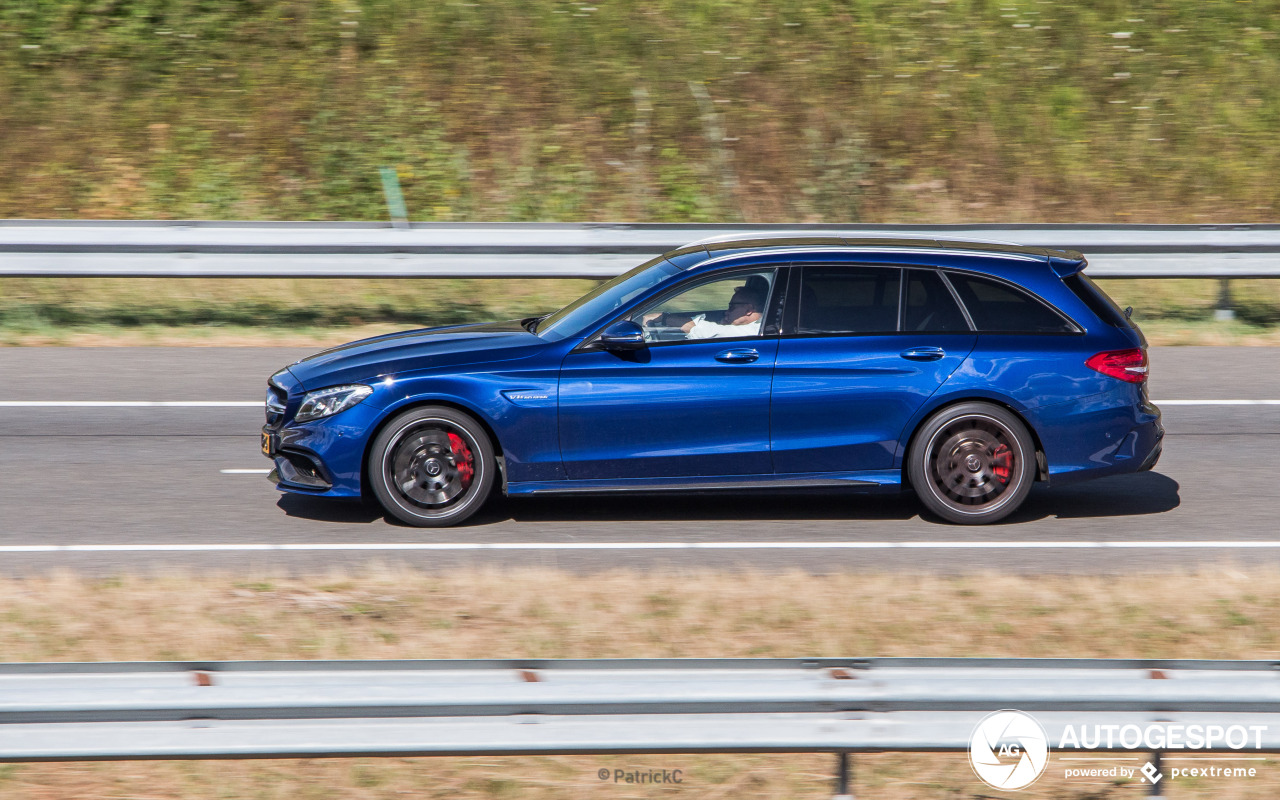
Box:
(680, 279), (767, 339)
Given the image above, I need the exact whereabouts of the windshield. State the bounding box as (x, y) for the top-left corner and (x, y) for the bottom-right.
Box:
(535, 256), (680, 339)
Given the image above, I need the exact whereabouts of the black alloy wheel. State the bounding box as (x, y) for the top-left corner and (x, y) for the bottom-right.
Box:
(907, 402), (1037, 524)
(368, 406), (496, 527)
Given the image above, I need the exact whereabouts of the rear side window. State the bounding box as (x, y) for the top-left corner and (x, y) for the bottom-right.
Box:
(1063, 273), (1133, 329)
(904, 270), (970, 332)
(946, 272), (1077, 334)
(797, 267), (900, 334)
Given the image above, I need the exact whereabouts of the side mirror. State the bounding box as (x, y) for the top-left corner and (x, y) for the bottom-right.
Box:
(597, 320), (646, 351)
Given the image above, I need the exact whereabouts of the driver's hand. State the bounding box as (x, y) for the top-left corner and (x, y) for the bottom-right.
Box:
(642, 312), (663, 327)
(731, 311), (762, 326)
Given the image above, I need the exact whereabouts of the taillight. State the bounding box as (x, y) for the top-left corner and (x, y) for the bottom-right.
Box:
(1086, 348), (1148, 384)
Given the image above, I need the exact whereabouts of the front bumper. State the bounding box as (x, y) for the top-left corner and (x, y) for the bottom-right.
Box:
(261, 402), (382, 498)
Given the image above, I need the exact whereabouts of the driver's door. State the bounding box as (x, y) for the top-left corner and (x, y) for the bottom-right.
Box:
(557, 269), (780, 481)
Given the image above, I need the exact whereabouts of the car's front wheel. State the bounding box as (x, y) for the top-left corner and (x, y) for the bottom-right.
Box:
(368, 406), (496, 527)
(907, 402), (1036, 524)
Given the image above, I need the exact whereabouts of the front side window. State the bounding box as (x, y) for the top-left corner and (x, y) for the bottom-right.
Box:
(631, 270), (776, 342)
(797, 266), (900, 334)
(946, 272), (1077, 334)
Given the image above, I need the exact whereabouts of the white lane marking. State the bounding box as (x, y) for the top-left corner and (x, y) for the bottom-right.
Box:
(2, 541), (1280, 553)
(0, 401), (263, 408)
(1158, 400), (1280, 406)
(220, 469), (273, 474)
(0, 400), (1278, 408)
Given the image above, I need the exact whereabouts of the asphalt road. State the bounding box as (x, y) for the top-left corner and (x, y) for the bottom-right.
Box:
(1, 345), (1278, 575)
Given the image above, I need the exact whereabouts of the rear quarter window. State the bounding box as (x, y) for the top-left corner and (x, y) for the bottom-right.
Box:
(904, 269), (970, 332)
(1063, 273), (1133, 329)
(946, 272), (1077, 334)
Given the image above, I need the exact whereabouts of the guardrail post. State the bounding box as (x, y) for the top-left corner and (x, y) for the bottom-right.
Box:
(1215, 278), (1235, 320)
(1148, 751), (1164, 799)
(833, 751), (853, 800)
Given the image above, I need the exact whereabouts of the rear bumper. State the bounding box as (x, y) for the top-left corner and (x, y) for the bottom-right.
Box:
(1028, 389), (1163, 487)
(1137, 437), (1163, 472)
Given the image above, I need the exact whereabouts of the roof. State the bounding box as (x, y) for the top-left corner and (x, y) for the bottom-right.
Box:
(666, 233), (1086, 276)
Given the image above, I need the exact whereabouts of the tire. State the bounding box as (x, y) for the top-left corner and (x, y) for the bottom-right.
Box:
(368, 406), (496, 527)
(907, 402), (1037, 525)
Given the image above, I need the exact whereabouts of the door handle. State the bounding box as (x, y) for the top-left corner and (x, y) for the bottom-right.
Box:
(715, 348), (760, 364)
(900, 346), (946, 361)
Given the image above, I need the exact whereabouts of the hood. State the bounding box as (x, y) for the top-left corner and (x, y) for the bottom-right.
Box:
(285, 319), (544, 390)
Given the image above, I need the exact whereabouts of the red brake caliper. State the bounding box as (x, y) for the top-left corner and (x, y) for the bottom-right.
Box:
(448, 433), (474, 489)
(991, 444), (1012, 484)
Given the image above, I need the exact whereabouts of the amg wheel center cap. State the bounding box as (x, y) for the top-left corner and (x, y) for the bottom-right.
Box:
(423, 459), (443, 477)
(964, 454), (983, 472)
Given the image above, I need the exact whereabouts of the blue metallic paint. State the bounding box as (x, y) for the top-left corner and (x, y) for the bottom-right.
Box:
(273, 401), (382, 495)
(558, 338), (779, 479)
(370, 366), (566, 484)
(285, 320), (544, 391)
(506, 469), (904, 496)
(261, 238), (1162, 507)
(1023, 385), (1162, 485)
(771, 333), (977, 473)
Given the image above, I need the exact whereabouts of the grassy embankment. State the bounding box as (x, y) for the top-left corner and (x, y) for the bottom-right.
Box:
(1, 276), (1278, 346)
(4, 0), (1279, 222)
(2, 1), (1280, 344)
(3, 567), (1280, 798)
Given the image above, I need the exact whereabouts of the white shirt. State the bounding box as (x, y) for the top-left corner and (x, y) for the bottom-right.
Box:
(685, 314), (762, 340)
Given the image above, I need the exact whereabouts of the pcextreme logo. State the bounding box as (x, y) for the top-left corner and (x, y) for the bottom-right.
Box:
(969, 710), (1051, 790)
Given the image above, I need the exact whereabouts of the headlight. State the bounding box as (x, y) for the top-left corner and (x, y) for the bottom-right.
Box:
(294, 384), (373, 422)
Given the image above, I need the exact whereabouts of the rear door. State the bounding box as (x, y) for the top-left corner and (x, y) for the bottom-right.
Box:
(770, 266), (977, 474)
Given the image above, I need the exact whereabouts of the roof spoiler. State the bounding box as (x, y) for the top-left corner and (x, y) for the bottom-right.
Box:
(1048, 250), (1087, 278)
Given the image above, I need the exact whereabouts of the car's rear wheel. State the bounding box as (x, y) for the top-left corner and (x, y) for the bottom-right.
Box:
(368, 406), (495, 527)
(908, 402), (1036, 525)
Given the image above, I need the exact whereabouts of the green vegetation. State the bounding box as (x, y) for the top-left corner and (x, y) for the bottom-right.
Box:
(0, 276), (593, 344)
(6, 275), (1280, 347)
(0, 277), (582, 329)
(1, 0), (1278, 223)
(4, 1), (1280, 345)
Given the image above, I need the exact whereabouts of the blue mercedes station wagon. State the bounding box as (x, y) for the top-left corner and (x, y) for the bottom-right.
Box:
(262, 235), (1163, 526)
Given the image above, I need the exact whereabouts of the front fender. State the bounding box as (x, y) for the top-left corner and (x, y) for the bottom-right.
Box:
(367, 369), (564, 484)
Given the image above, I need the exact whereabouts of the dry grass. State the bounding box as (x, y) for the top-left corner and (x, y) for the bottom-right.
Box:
(3, 567), (1280, 798)
(9, 567), (1280, 663)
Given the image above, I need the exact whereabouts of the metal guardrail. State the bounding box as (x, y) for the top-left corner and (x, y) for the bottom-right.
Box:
(3, 657), (1280, 764)
(2, 221), (1280, 280)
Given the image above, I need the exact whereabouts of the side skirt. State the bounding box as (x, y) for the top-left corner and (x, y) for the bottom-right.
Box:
(505, 470), (903, 497)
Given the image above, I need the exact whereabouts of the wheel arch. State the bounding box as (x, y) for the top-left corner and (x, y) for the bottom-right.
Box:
(900, 394), (1048, 485)
(359, 396), (505, 501)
